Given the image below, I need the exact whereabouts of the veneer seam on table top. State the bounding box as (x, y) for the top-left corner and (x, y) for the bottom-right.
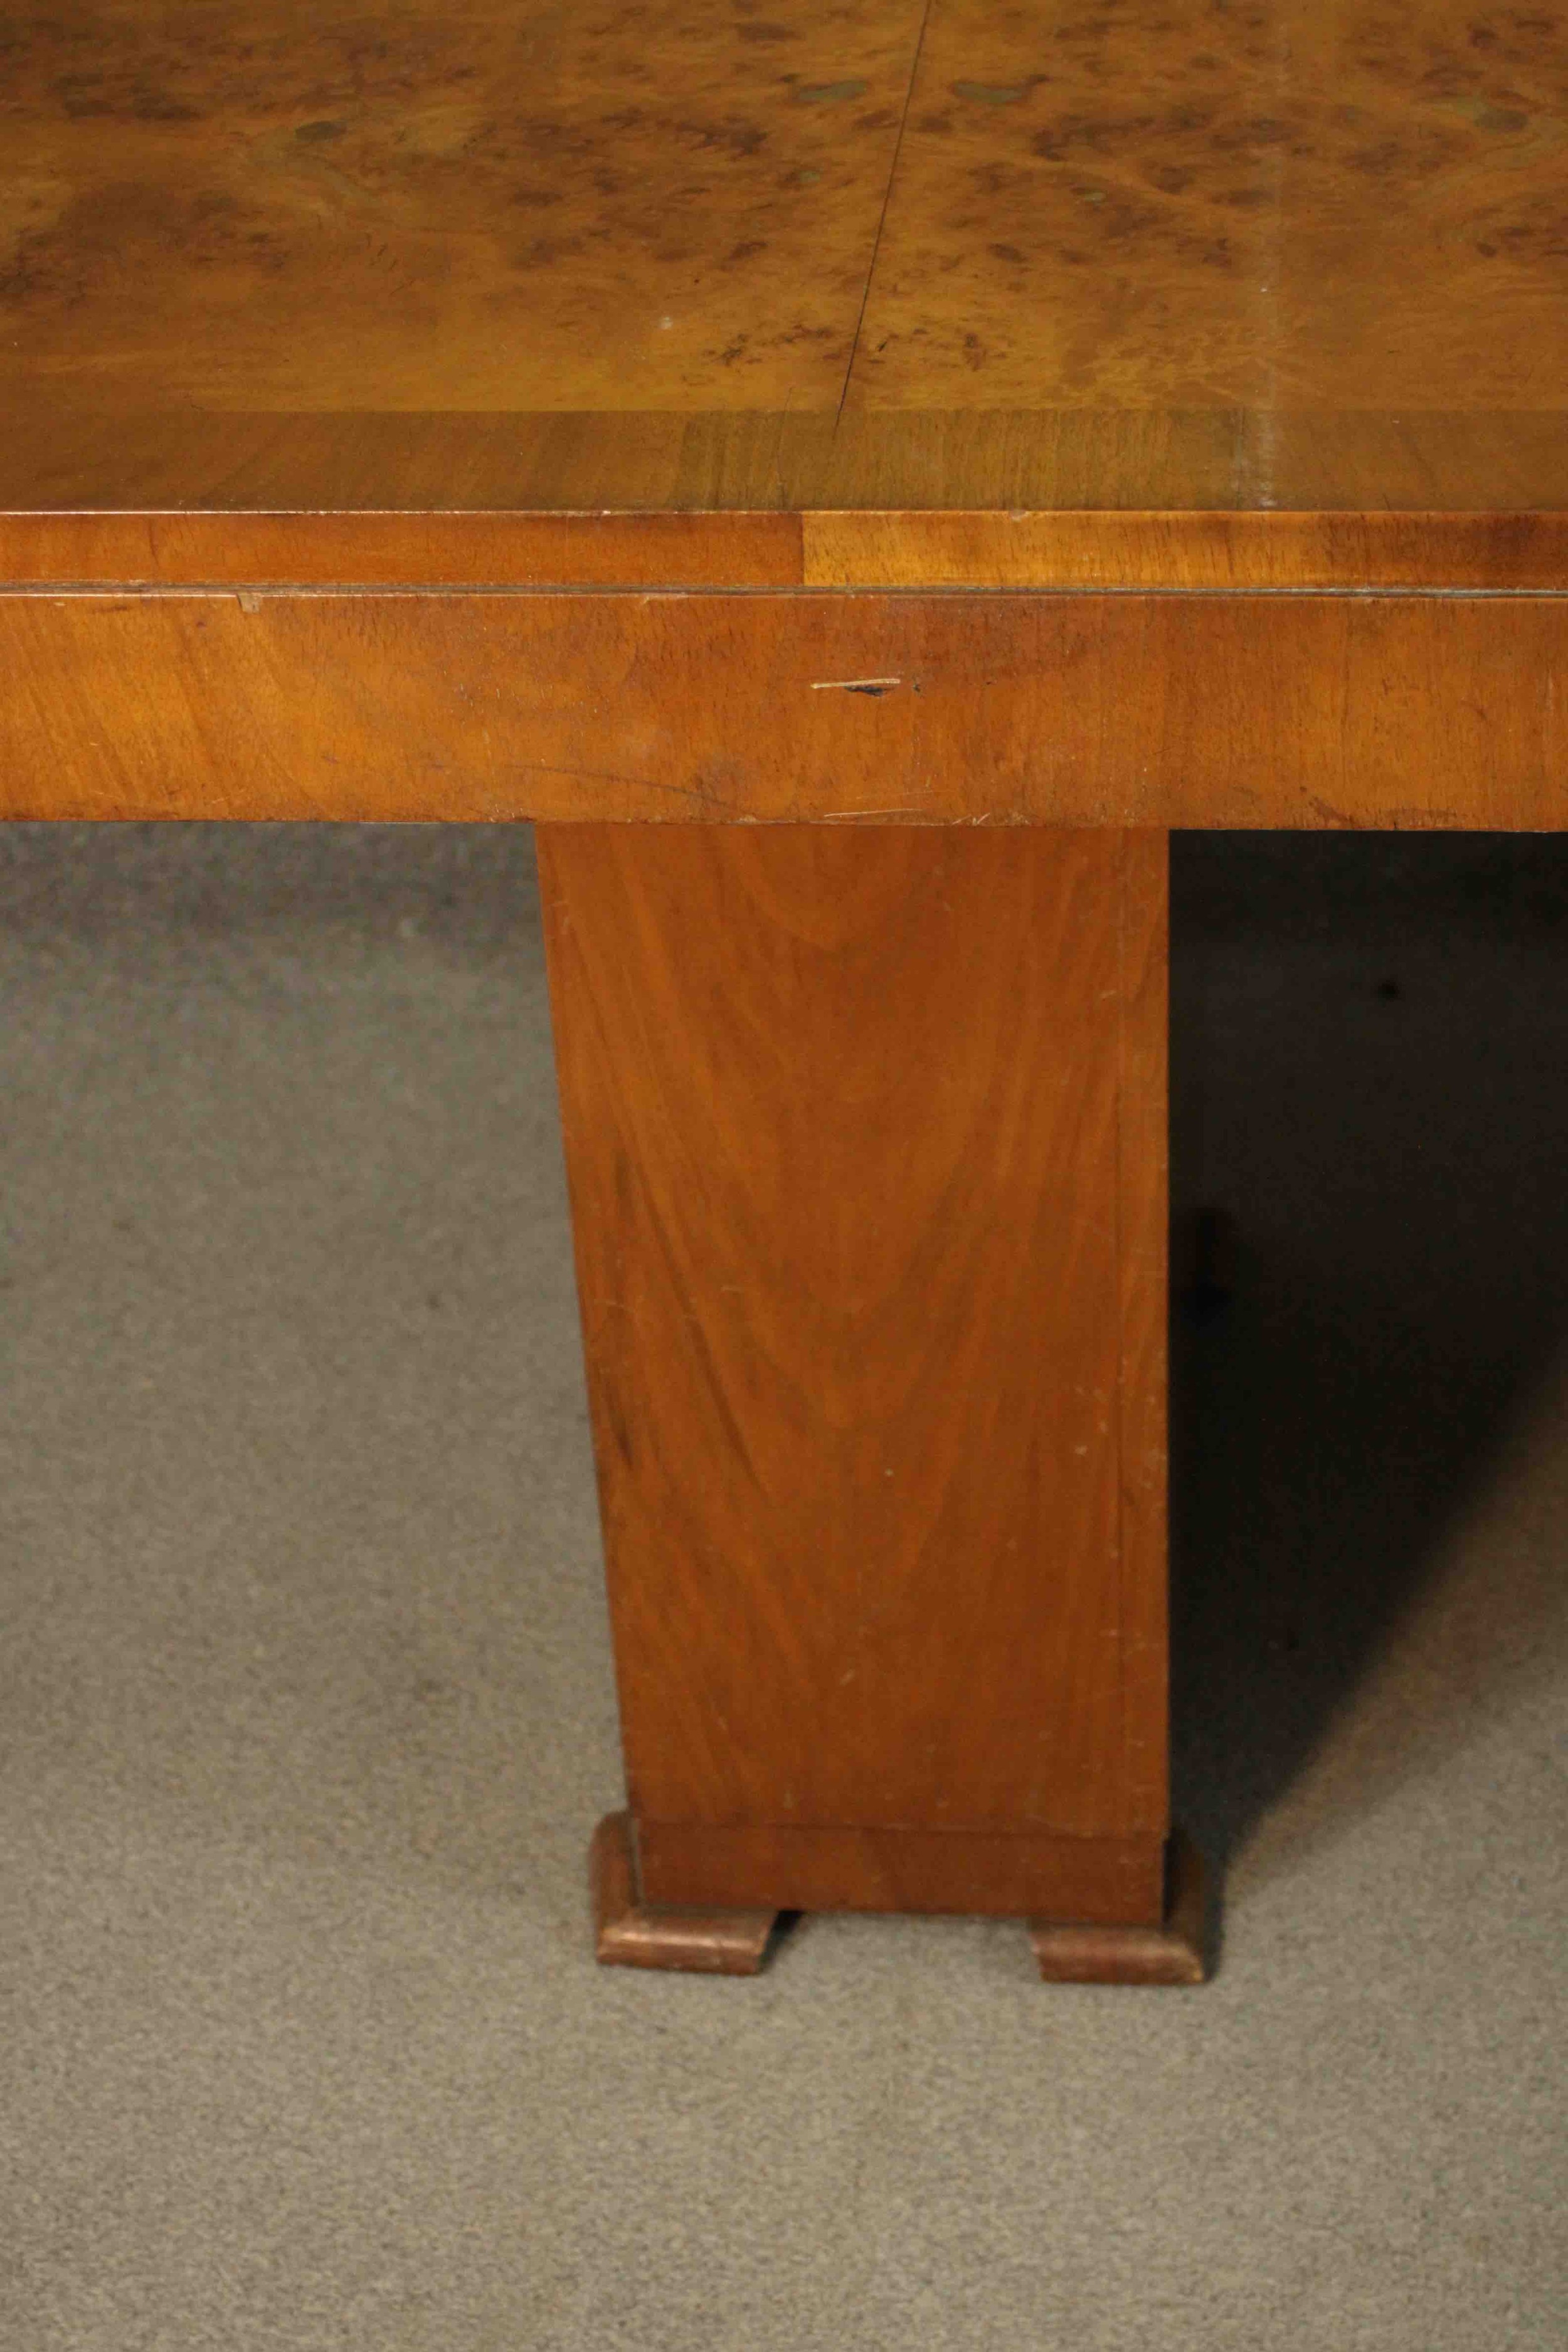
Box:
(834, 0), (936, 425)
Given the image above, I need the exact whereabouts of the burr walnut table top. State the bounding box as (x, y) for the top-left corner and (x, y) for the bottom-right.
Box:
(3, 0), (1566, 825)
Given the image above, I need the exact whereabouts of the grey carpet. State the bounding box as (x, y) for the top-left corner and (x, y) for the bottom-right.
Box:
(1, 824), (1562, 2350)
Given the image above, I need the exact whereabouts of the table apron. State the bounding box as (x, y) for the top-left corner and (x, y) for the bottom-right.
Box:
(3, 589), (1565, 827)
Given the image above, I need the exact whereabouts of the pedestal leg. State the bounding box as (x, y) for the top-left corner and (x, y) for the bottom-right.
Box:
(538, 824), (1199, 1982)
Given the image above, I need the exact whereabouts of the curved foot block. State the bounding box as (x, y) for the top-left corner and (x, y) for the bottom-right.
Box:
(1028, 1831), (1207, 1986)
(591, 1811), (780, 1975)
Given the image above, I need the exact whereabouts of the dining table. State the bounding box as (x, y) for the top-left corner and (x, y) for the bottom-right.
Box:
(4, 0), (1564, 1982)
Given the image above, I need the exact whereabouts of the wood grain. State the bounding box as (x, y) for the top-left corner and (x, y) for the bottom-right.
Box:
(3, 3), (1567, 517)
(9, 406), (1568, 517)
(0, 511), (803, 589)
(799, 511), (1568, 592)
(540, 824), (1170, 1923)
(849, 0), (1568, 418)
(9, 507), (1568, 591)
(6, 589), (1565, 829)
(0, 0), (926, 415)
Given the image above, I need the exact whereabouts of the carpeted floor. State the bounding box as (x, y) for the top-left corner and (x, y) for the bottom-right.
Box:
(1, 824), (1562, 2350)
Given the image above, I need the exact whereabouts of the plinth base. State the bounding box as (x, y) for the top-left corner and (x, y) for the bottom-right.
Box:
(1028, 1830), (1206, 1985)
(591, 1812), (1207, 1984)
(590, 1811), (779, 1976)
